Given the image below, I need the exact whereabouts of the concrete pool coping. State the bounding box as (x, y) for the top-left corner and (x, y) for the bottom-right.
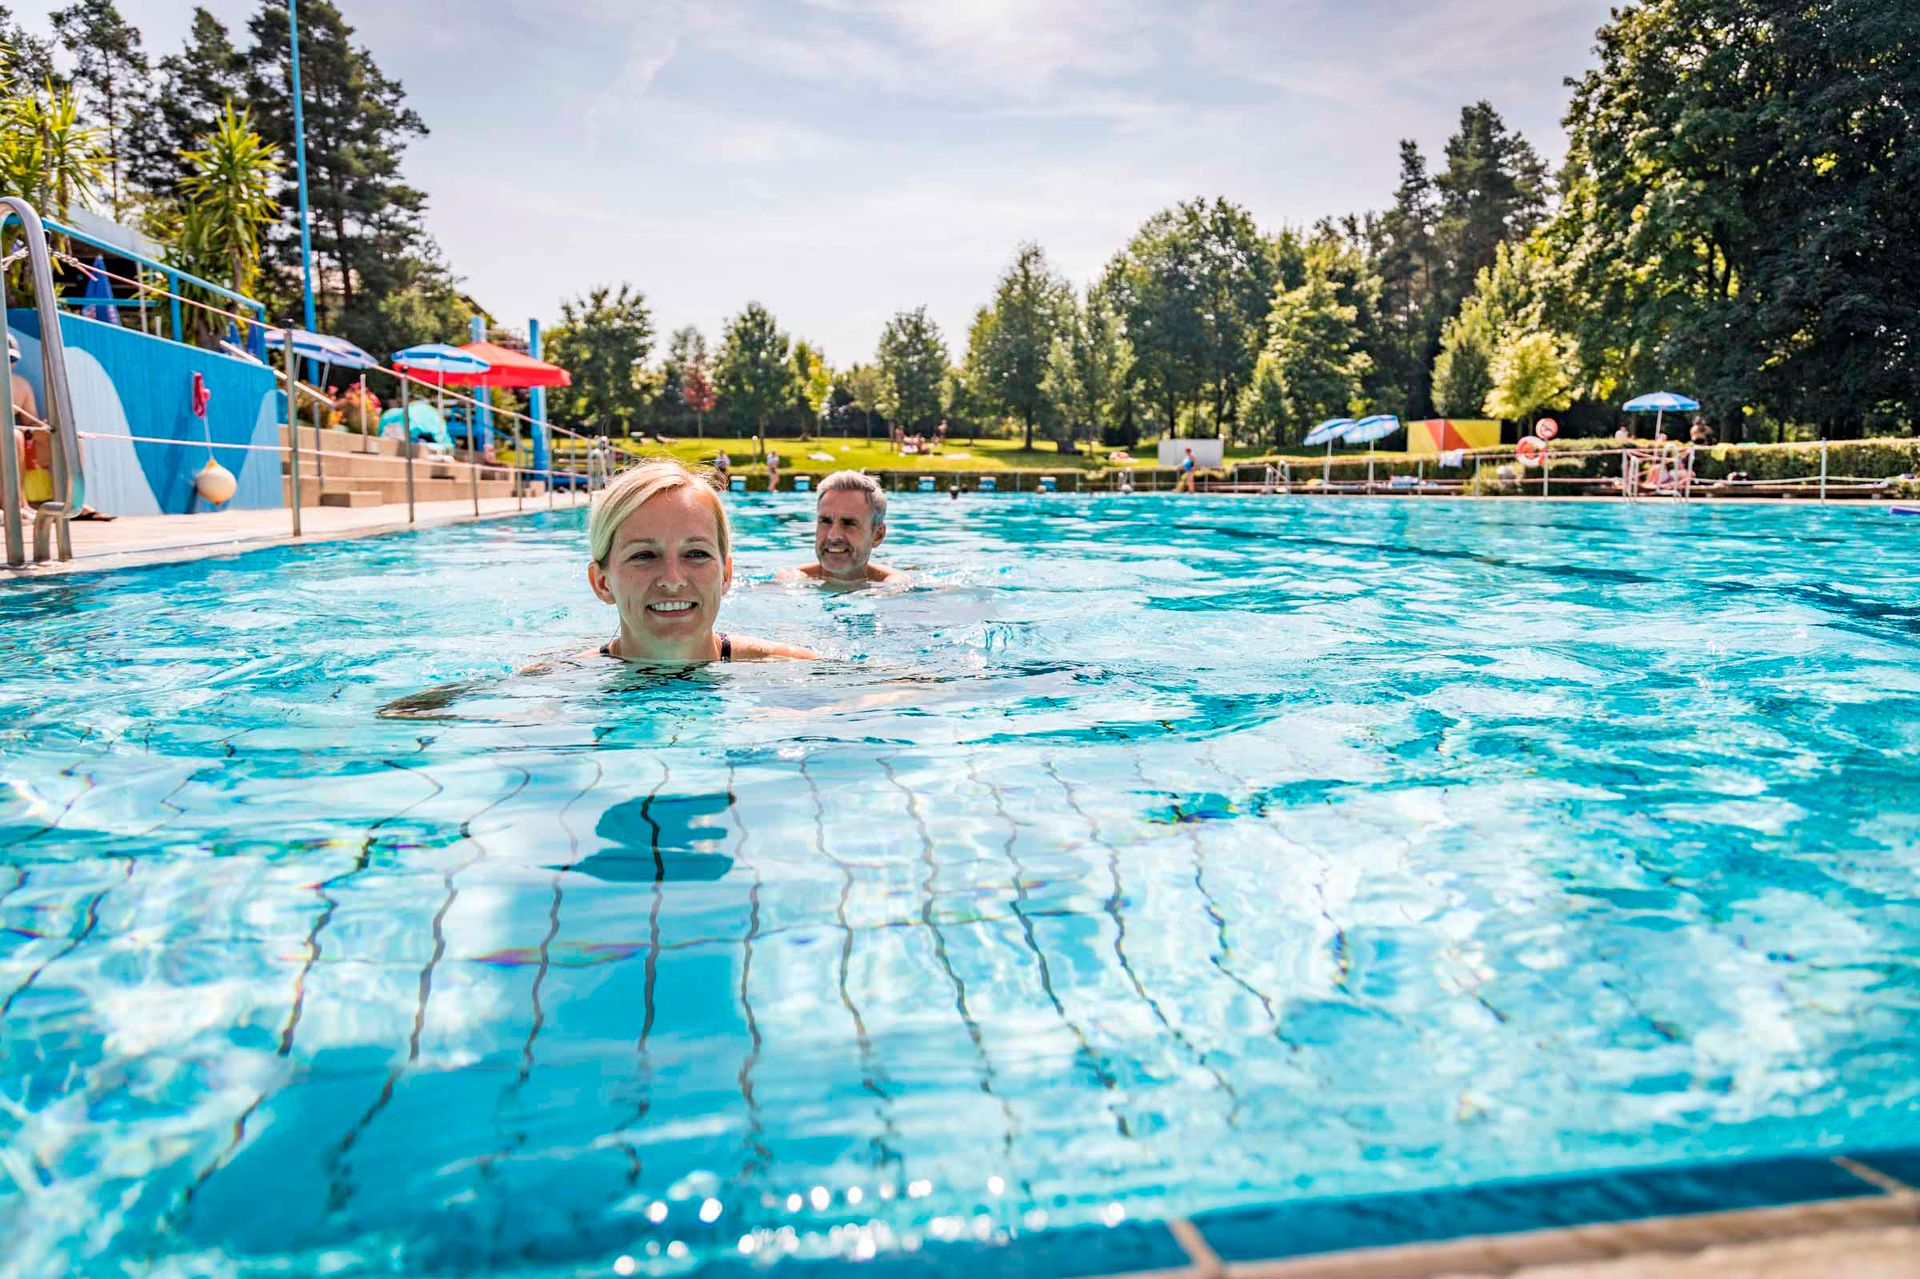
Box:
(684, 1150), (1920, 1278)
(0, 495), (569, 577)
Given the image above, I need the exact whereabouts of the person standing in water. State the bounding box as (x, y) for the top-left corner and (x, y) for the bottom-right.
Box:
(588, 460), (815, 662)
(778, 470), (902, 588)
(1175, 446), (1197, 493)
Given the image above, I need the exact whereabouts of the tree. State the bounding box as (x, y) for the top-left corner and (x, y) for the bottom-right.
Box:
(0, 7), (57, 85)
(656, 325), (707, 431)
(681, 355), (716, 437)
(132, 7), (247, 198)
(1105, 197), (1282, 437)
(51, 0), (150, 218)
(973, 242), (1072, 449)
(1044, 285), (1133, 450)
(1238, 263), (1372, 446)
(243, 0), (433, 347)
(1431, 297), (1495, 419)
(788, 339), (831, 436)
(1483, 330), (1575, 424)
(175, 104), (281, 299)
(0, 48), (106, 220)
(1431, 241), (1551, 417)
(875, 306), (947, 431)
(715, 301), (794, 451)
(834, 362), (885, 440)
(164, 103), (281, 344)
(1549, 0), (1920, 437)
(546, 284), (655, 437)
(1368, 140), (1444, 417)
(1434, 101), (1549, 315)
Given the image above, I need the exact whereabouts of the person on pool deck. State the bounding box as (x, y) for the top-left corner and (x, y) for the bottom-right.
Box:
(588, 459), (815, 663)
(778, 470), (903, 588)
(7, 335), (31, 513)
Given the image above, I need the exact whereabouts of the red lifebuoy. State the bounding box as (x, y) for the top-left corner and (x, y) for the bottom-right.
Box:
(1515, 435), (1547, 468)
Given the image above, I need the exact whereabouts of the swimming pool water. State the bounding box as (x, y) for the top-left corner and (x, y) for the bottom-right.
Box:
(3, 495), (1918, 1277)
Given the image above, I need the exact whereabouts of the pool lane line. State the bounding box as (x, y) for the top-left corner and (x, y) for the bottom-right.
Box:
(1130, 748), (1294, 1046)
(963, 755), (1132, 1138)
(1045, 758), (1246, 1126)
(0, 732), (225, 1014)
(799, 750), (906, 1172)
(322, 763), (531, 1214)
(159, 752), (452, 1251)
(728, 754), (774, 1183)
(611, 755), (673, 1188)
(879, 754), (1019, 1161)
(477, 736), (599, 1265)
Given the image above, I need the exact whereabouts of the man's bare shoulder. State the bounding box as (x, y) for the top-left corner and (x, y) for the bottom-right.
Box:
(776, 563), (827, 583)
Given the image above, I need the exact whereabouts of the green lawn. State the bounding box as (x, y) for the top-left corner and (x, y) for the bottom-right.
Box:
(542, 434), (1278, 474)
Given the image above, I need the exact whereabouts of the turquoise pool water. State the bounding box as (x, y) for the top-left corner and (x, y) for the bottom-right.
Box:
(2, 495), (1917, 1276)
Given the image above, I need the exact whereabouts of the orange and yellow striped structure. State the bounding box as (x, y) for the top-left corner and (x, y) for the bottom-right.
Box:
(1405, 419), (1502, 455)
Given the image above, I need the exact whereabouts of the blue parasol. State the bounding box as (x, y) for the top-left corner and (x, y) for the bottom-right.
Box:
(1303, 417), (1353, 447)
(391, 344), (492, 447)
(391, 343), (491, 380)
(1304, 417), (1354, 487)
(1344, 415), (1401, 493)
(81, 255), (119, 325)
(1622, 390), (1699, 439)
(264, 327), (378, 370)
(1343, 413), (1402, 445)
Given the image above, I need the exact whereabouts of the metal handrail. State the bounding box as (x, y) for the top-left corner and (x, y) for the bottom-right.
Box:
(3, 197), (85, 566)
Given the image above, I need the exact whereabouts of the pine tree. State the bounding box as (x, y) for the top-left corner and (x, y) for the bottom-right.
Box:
(132, 7), (248, 198)
(242, 0), (431, 342)
(1434, 102), (1548, 319)
(1371, 140), (1443, 416)
(0, 5), (58, 85)
(50, 0), (150, 218)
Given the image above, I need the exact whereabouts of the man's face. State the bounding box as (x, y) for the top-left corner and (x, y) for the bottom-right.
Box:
(815, 488), (883, 580)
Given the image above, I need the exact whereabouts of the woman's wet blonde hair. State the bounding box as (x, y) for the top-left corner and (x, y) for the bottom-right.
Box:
(587, 459), (731, 566)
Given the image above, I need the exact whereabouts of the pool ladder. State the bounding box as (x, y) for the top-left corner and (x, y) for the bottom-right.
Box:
(2, 196), (87, 567)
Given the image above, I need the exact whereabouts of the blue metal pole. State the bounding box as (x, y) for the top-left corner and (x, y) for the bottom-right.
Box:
(288, 0), (317, 342)
(528, 318), (551, 486)
(470, 314), (493, 454)
(167, 271), (183, 341)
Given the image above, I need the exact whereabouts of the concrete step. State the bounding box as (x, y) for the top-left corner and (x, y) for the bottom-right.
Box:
(318, 489), (383, 508)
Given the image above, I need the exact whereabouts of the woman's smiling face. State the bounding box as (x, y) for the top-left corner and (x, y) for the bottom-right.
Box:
(588, 484), (732, 660)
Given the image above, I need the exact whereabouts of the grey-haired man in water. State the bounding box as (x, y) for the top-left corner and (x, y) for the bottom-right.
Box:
(778, 469), (903, 587)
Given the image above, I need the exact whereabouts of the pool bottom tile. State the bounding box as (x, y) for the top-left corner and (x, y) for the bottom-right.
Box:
(1188, 1153), (1884, 1265)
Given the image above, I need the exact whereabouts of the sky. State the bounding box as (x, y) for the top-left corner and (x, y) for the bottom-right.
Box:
(32, 0), (1616, 363)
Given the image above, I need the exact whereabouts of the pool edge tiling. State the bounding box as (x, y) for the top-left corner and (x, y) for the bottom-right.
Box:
(718, 1149), (1920, 1279)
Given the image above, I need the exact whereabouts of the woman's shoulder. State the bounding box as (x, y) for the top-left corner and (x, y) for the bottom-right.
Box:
(730, 634), (819, 661)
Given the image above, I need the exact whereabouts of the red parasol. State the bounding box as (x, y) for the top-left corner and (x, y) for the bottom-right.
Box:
(434, 341), (572, 390)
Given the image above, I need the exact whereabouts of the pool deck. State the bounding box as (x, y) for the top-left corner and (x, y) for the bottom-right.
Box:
(1, 494), (573, 577)
(1046, 1149), (1920, 1279)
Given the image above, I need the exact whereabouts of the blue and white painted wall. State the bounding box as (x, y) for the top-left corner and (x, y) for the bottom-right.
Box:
(8, 309), (280, 516)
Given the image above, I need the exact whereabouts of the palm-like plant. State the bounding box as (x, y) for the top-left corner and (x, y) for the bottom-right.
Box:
(0, 44), (108, 219)
(176, 104), (281, 300)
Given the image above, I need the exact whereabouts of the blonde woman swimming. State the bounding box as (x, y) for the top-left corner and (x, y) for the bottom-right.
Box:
(586, 459), (815, 663)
